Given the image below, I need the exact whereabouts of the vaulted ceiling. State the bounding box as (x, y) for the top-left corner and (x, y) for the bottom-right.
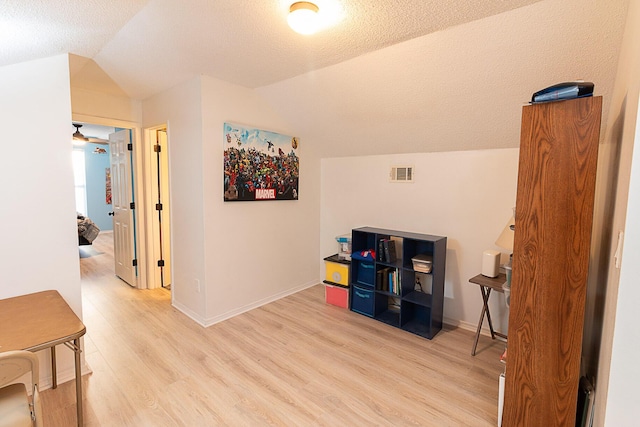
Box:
(4, 0), (544, 99)
(1, 0), (630, 155)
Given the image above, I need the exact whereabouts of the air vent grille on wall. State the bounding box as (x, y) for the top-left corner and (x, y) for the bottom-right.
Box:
(390, 166), (414, 182)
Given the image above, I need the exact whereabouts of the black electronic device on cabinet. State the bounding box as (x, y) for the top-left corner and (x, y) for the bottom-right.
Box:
(530, 81), (594, 104)
(349, 227), (447, 339)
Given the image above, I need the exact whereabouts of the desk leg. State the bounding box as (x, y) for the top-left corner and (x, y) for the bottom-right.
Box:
(482, 287), (497, 339)
(51, 346), (57, 388)
(74, 337), (83, 427)
(472, 287), (489, 355)
(472, 287), (495, 356)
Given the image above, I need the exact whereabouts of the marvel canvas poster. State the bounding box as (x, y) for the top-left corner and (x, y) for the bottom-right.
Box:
(224, 122), (300, 202)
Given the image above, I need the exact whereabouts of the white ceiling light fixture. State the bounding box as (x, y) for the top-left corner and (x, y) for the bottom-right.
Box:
(288, 1), (320, 35)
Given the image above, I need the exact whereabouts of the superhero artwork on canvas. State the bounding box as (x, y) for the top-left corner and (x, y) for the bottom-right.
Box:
(223, 123), (299, 202)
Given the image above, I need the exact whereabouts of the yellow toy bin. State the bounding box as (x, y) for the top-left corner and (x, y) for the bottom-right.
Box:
(324, 254), (350, 287)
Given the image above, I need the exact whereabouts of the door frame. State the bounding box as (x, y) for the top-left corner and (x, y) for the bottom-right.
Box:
(73, 113), (148, 289)
(143, 124), (173, 290)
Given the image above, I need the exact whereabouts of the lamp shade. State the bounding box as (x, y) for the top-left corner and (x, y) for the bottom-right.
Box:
(288, 2), (320, 35)
(495, 215), (515, 252)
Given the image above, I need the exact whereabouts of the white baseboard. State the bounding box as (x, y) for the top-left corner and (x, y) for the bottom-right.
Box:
(39, 361), (93, 392)
(172, 280), (319, 328)
(444, 316), (508, 340)
(171, 300), (207, 326)
(173, 285), (506, 341)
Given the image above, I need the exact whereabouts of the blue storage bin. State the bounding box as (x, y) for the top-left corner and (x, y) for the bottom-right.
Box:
(351, 286), (374, 317)
(356, 261), (375, 286)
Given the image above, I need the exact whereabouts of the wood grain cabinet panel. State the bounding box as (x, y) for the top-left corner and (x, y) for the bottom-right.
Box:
(503, 96), (602, 426)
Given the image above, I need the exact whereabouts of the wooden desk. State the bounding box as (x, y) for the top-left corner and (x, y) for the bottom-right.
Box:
(468, 273), (507, 356)
(0, 290), (86, 426)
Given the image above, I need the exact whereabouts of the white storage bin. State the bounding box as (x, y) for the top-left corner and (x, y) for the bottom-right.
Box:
(411, 254), (433, 273)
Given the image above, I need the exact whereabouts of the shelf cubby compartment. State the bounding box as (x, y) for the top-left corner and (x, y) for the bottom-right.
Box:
(351, 285), (374, 317)
(401, 301), (438, 339)
(374, 295), (401, 327)
(375, 266), (401, 295)
(352, 259), (375, 287)
(402, 238), (435, 270)
(402, 290), (432, 307)
(376, 235), (403, 267)
(351, 230), (377, 253)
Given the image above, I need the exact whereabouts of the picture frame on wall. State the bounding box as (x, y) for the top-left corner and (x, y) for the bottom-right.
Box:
(105, 167), (112, 205)
(223, 122), (300, 202)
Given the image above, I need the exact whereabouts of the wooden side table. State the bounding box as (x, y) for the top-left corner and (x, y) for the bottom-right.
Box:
(468, 273), (507, 356)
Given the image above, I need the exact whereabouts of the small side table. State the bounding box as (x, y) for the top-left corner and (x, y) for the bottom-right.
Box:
(468, 273), (508, 356)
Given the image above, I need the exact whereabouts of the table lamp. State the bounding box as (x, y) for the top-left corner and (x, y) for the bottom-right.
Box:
(495, 214), (515, 252)
(495, 210), (515, 286)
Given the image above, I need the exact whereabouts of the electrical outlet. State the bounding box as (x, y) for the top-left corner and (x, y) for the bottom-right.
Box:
(195, 279), (200, 292)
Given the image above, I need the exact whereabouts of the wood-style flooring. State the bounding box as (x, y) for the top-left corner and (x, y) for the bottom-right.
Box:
(41, 233), (505, 426)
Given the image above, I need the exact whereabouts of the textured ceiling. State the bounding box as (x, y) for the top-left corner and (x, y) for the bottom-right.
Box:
(2, 0), (628, 157)
(1, 0), (543, 100)
(257, 0), (629, 157)
(0, 1), (149, 67)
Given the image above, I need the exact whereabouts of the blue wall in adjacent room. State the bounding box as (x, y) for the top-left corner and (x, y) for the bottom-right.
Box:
(84, 143), (113, 231)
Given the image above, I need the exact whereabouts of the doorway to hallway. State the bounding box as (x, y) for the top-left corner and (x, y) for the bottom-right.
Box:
(72, 119), (172, 290)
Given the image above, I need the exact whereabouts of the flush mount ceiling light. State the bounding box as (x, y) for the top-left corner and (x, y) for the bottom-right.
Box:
(288, 1), (320, 35)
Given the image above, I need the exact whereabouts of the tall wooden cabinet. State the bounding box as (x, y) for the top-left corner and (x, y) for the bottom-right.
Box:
(503, 96), (602, 426)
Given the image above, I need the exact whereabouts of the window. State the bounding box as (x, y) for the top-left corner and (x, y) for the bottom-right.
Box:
(72, 149), (87, 215)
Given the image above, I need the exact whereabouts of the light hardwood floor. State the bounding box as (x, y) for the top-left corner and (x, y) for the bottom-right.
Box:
(41, 233), (505, 426)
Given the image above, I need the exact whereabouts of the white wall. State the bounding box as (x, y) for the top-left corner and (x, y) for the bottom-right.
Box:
(70, 54), (142, 124)
(0, 54), (81, 309)
(605, 101), (640, 425)
(320, 149), (519, 331)
(143, 77), (207, 321)
(0, 54), (82, 384)
(597, 1), (640, 424)
(71, 87), (142, 124)
(201, 76), (320, 324)
(143, 75), (321, 325)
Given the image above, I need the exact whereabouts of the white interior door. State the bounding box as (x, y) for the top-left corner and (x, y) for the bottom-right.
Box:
(109, 129), (137, 286)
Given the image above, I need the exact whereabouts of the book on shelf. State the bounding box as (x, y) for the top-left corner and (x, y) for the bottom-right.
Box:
(387, 269), (401, 295)
(379, 267), (390, 292)
(376, 268), (384, 291)
(383, 239), (397, 263)
(376, 266), (401, 294)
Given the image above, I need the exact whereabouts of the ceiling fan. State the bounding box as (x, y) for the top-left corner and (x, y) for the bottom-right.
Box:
(72, 123), (109, 145)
